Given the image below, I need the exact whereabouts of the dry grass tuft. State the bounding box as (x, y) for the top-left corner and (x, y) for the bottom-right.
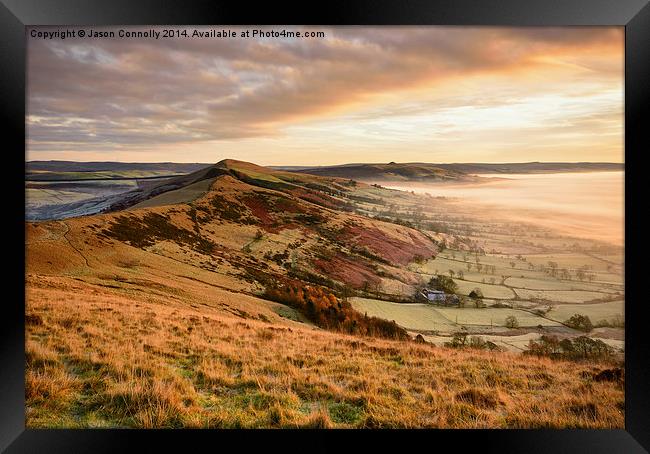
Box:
(455, 389), (499, 409)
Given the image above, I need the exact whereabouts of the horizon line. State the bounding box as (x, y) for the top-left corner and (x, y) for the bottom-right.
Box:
(26, 159), (625, 166)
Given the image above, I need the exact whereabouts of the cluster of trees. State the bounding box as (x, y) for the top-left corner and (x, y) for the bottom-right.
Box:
(565, 314), (594, 332)
(469, 288), (485, 308)
(429, 275), (458, 294)
(263, 282), (409, 340)
(594, 315), (625, 329)
(525, 335), (615, 361)
(534, 262), (597, 282)
(444, 331), (501, 351)
(463, 262), (498, 275)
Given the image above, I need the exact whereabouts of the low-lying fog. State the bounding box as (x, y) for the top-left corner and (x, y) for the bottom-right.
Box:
(384, 171), (624, 246)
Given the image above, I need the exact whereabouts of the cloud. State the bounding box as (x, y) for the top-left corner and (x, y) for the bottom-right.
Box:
(26, 26), (623, 157)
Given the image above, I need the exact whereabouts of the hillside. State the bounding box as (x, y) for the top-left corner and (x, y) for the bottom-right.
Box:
(433, 162), (624, 175)
(27, 161), (210, 175)
(28, 159), (439, 295)
(25, 159), (624, 428)
(285, 162), (474, 182)
(283, 161), (623, 181)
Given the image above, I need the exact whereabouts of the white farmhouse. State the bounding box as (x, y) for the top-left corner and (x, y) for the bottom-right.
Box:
(420, 289), (446, 302)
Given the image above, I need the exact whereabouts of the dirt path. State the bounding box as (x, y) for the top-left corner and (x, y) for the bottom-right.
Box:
(62, 221), (91, 268)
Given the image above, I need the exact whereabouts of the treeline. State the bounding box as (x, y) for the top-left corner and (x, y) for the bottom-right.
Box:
(263, 282), (409, 340)
(524, 335), (616, 361)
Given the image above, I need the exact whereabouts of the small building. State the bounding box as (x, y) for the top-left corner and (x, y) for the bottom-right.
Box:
(420, 288), (446, 303)
(419, 288), (460, 307)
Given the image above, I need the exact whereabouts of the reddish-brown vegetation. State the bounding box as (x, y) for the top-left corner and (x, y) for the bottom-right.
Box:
(312, 253), (381, 289)
(263, 282), (409, 340)
(341, 224), (437, 266)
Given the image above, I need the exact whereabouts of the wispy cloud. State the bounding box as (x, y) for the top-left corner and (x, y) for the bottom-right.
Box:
(26, 26), (623, 164)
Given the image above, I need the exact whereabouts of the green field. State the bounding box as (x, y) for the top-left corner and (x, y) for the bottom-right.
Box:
(131, 178), (217, 209)
(432, 307), (562, 327)
(350, 298), (456, 331)
(546, 300), (624, 325)
(453, 279), (515, 299)
(513, 288), (609, 304)
(350, 297), (561, 331)
(505, 276), (621, 293)
(26, 188), (96, 207)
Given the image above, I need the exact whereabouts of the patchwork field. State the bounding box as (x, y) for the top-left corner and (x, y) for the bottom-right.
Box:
(350, 298), (457, 332)
(546, 301), (624, 325)
(351, 298), (563, 332)
(347, 176), (625, 356)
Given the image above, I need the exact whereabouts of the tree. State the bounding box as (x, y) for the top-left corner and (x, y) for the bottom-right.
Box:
(341, 284), (354, 303)
(457, 270), (465, 280)
(561, 268), (571, 280)
(448, 269), (455, 278)
(371, 281), (383, 298)
(445, 331), (468, 348)
(469, 288), (484, 300)
(566, 314), (593, 332)
(505, 315), (519, 329)
(429, 275), (458, 294)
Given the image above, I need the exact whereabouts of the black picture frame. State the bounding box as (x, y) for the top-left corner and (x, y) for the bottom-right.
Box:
(2, 1), (648, 452)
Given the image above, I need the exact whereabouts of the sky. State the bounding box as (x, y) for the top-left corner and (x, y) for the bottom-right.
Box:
(26, 26), (624, 166)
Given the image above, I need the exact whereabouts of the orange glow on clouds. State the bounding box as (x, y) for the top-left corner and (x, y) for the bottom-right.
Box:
(26, 26), (623, 165)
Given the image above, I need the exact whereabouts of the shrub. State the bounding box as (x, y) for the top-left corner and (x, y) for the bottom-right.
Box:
(445, 332), (468, 348)
(505, 316), (519, 329)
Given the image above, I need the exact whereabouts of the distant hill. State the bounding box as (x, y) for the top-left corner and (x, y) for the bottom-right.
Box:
(431, 162), (624, 175)
(27, 161), (211, 173)
(279, 162), (474, 182)
(279, 162), (623, 181)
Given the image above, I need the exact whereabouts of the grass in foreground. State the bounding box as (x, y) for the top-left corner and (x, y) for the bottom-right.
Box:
(26, 285), (623, 429)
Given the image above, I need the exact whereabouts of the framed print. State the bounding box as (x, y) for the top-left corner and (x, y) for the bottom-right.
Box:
(1, 0), (649, 452)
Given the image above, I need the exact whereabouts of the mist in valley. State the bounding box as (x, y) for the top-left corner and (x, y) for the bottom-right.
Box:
(385, 171), (624, 247)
